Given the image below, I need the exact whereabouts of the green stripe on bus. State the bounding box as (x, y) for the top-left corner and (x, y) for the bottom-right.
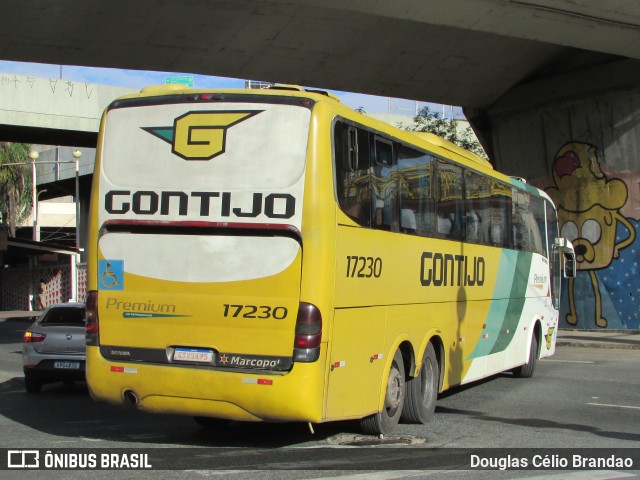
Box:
(466, 249), (515, 359)
(490, 251), (532, 354)
(467, 250), (532, 359)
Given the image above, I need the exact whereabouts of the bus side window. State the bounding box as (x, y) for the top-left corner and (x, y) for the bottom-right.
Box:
(435, 160), (464, 241)
(545, 200), (559, 259)
(372, 137), (397, 231)
(512, 189), (546, 255)
(489, 183), (512, 248)
(464, 170), (490, 245)
(334, 122), (372, 227)
(530, 195), (547, 256)
(546, 200), (561, 308)
(398, 144), (434, 236)
(512, 189), (530, 251)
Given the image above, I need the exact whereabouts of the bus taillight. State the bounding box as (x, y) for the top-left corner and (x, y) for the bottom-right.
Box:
(85, 290), (100, 346)
(293, 302), (322, 363)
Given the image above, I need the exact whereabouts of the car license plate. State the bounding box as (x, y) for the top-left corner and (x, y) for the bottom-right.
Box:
(54, 361), (80, 369)
(173, 348), (213, 363)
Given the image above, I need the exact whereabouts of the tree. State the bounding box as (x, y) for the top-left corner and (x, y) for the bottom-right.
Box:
(0, 142), (33, 237)
(401, 106), (487, 159)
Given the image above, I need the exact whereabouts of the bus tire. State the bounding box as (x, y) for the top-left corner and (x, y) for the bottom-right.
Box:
(513, 333), (538, 378)
(402, 342), (438, 424)
(360, 349), (405, 435)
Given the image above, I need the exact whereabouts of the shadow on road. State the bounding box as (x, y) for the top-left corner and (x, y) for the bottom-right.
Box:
(0, 376), (362, 448)
(436, 404), (640, 443)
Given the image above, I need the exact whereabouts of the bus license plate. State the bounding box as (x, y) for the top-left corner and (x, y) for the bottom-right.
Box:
(54, 361), (80, 369)
(173, 348), (213, 363)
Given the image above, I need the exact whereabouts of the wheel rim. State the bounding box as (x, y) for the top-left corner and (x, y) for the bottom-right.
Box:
(385, 361), (404, 412)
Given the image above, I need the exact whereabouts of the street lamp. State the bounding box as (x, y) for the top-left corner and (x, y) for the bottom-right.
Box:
(26, 149), (39, 310)
(28, 150), (39, 241)
(72, 149), (82, 302)
(72, 149), (82, 252)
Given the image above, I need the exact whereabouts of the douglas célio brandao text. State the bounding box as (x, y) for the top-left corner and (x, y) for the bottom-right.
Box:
(470, 453), (634, 470)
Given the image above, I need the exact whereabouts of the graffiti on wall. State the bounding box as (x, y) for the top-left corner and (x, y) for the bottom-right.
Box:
(546, 142), (638, 329)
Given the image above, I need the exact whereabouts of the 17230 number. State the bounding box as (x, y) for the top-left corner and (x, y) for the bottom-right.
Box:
(222, 304), (288, 319)
(346, 256), (382, 278)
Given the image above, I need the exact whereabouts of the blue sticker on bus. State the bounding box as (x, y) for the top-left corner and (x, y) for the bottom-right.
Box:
(99, 260), (124, 290)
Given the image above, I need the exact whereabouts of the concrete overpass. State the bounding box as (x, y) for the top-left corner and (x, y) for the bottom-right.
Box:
(2, 2), (638, 106)
(3, 1), (640, 153)
(0, 74), (135, 147)
(2, 0), (639, 328)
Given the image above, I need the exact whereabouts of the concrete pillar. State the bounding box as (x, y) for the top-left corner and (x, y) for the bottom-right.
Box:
(483, 60), (640, 330)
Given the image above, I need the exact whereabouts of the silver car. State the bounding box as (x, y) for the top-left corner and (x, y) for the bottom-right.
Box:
(22, 302), (86, 393)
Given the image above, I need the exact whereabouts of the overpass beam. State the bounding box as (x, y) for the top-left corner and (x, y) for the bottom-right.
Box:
(481, 59), (640, 331)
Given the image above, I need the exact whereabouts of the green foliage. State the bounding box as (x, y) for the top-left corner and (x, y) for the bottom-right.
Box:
(401, 106), (487, 159)
(0, 142), (33, 237)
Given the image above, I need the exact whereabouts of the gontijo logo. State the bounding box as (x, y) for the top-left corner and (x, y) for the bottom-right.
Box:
(142, 110), (262, 161)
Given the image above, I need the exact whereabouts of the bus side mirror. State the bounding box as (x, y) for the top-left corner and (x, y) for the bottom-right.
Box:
(554, 238), (577, 278)
(563, 252), (576, 278)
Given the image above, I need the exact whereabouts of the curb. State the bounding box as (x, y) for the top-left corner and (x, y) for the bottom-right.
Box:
(556, 340), (640, 350)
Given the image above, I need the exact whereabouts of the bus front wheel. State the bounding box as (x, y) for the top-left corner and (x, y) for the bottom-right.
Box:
(402, 342), (439, 424)
(512, 333), (538, 378)
(360, 349), (405, 435)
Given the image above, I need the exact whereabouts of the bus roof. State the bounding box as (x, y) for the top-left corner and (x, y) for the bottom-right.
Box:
(111, 83), (540, 195)
(132, 83), (343, 103)
(409, 132), (492, 170)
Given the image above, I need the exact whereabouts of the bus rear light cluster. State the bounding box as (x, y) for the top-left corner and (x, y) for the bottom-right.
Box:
(85, 290), (100, 346)
(293, 302), (322, 363)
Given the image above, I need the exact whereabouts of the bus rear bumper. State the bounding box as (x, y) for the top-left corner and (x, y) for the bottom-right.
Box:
(86, 347), (325, 423)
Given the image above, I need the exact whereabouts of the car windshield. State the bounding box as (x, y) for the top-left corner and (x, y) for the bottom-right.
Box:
(40, 307), (85, 325)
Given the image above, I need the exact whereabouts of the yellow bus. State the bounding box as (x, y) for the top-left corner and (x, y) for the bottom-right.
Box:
(85, 84), (576, 434)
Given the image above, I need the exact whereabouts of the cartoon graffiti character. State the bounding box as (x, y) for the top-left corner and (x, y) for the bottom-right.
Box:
(546, 142), (635, 328)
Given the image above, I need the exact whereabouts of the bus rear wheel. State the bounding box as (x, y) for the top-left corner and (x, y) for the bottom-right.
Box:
(360, 349), (405, 435)
(402, 342), (439, 424)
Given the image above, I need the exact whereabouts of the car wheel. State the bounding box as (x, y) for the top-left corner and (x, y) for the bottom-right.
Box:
(24, 374), (42, 394)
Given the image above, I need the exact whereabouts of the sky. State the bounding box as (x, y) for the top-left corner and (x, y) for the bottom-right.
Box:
(0, 60), (463, 119)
